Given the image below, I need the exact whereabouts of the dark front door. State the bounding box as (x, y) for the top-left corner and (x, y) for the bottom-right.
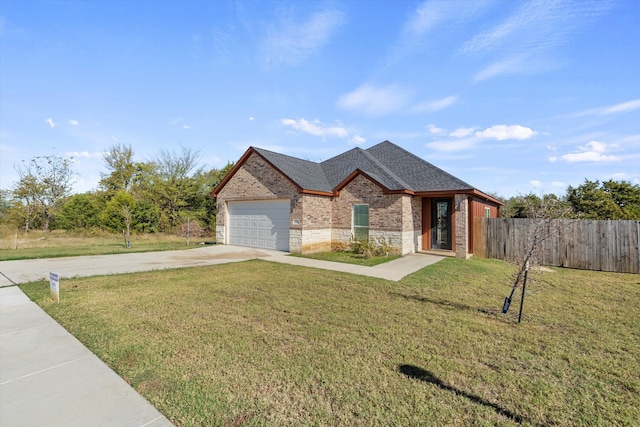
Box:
(431, 199), (452, 250)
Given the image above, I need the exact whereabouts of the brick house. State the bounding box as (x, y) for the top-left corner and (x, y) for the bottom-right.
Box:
(212, 141), (502, 259)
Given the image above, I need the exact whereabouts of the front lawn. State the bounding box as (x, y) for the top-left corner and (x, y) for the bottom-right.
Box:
(20, 258), (640, 426)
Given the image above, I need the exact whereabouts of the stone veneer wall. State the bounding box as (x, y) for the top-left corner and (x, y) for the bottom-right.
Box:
(454, 193), (469, 258)
(215, 153), (301, 247)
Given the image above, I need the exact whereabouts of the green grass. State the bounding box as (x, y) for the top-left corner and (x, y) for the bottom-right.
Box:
(0, 231), (206, 261)
(289, 250), (401, 266)
(20, 258), (640, 426)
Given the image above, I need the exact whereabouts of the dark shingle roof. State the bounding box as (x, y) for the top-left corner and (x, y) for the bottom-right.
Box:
(365, 141), (474, 192)
(252, 147), (330, 192)
(251, 141), (477, 194)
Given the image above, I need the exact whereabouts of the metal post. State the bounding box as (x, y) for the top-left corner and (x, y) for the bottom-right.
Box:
(518, 261), (529, 323)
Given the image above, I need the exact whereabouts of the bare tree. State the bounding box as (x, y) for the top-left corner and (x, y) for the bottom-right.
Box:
(13, 155), (77, 232)
(502, 195), (574, 318)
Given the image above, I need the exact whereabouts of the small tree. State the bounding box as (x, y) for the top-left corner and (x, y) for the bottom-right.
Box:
(502, 194), (574, 320)
(100, 191), (135, 246)
(13, 155), (77, 232)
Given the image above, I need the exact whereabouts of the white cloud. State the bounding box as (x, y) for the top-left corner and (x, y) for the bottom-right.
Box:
(548, 156), (558, 163)
(403, 1), (451, 37)
(600, 99), (640, 115)
(475, 124), (536, 140)
(69, 119), (79, 126)
(529, 180), (541, 188)
(264, 8), (346, 66)
(426, 124), (445, 135)
(473, 54), (528, 81)
(249, 116), (255, 121)
(561, 141), (620, 163)
(350, 135), (366, 145)
(281, 118), (348, 138)
(551, 181), (565, 188)
(396, 0), (485, 56)
(412, 95), (458, 112)
(571, 99), (640, 118)
(462, 1), (611, 80)
(337, 84), (411, 116)
(449, 127), (475, 138)
(182, 125), (191, 130)
(45, 118), (56, 128)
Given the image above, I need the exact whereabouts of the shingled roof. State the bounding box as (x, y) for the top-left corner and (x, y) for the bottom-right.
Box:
(215, 141), (497, 200)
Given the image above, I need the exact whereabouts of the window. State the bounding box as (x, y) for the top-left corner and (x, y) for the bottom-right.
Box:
(484, 207), (491, 218)
(353, 204), (369, 241)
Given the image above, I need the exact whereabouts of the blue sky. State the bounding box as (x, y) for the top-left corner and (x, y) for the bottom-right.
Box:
(1, 0), (639, 198)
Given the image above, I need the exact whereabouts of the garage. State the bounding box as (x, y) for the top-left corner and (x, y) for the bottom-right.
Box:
(227, 200), (290, 251)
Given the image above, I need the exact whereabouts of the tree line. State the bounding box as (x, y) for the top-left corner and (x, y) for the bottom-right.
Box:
(498, 179), (640, 220)
(0, 144), (234, 235)
(1, 145), (639, 235)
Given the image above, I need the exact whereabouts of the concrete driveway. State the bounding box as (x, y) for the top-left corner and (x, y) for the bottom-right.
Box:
(0, 245), (278, 286)
(1, 244), (444, 286)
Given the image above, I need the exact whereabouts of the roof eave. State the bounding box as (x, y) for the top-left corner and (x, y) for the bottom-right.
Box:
(301, 189), (334, 196)
(414, 189), (503, 205)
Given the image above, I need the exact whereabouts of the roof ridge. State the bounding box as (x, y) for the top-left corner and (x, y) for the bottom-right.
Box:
(252, 146), (319, 166)
(252, 146), (332, 192)
(360, 149), (413, 190)
(369, 141), (474, 189)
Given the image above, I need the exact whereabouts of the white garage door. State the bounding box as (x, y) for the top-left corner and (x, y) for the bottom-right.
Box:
(227, 200), (290, 251)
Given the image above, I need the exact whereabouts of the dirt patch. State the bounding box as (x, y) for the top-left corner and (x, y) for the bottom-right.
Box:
(531, 265), (555, 272)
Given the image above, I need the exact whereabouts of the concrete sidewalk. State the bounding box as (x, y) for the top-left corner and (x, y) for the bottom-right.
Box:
(0, 286), (174, 427)
(0, 245), (443, 426)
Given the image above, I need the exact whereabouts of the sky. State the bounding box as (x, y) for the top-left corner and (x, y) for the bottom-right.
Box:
(1, 0), (639, 198)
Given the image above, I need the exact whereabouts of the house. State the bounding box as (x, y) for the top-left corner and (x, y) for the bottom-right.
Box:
(212, 141), (502, 259)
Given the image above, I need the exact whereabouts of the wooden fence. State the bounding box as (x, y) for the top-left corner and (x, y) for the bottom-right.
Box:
(473, 218), (640, 274)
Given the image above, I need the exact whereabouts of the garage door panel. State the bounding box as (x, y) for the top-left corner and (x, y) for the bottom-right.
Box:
(228, 200), (290, 251)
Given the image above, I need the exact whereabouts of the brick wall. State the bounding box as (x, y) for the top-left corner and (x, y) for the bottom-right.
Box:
(332, 175), (404, 229)
(299, 194), (332, 253)
(454, 194), (469, 258)
(331, 174), (416, 253)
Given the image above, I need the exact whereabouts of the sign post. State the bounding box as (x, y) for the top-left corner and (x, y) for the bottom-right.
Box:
(49, 272), (60, 303)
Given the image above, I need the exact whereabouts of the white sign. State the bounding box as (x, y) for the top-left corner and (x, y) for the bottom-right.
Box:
(49, 272), (60, 303)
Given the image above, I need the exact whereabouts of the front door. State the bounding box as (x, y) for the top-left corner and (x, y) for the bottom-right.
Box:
(431, 199), (452, 250)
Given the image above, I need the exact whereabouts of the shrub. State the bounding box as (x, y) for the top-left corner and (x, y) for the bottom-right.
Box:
(350, 236), (397, 259)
